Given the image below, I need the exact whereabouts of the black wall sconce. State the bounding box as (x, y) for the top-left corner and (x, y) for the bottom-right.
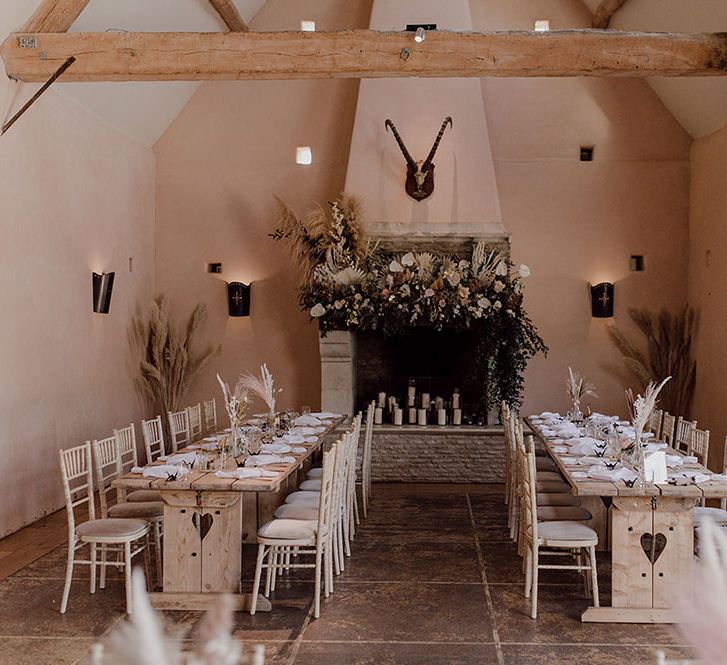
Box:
(227, 282), (251, 317)
(92, 272), (115, 314)
(590, 282), (614, 318)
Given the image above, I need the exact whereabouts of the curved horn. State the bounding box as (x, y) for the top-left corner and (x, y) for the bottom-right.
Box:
(385, 119), (416, 167)
(422, 116), (453, 168)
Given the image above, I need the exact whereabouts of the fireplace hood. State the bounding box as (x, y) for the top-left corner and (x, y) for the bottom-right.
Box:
(344, 0), (506, 241)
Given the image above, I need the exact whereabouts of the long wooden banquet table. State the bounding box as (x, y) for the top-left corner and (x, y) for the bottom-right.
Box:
(113, 416), (346, 612)
(526, 415), (727, 624)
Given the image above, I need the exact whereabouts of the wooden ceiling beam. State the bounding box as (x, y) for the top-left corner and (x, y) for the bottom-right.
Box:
(207, 0), (248, 32)
(592, 0), (630, 30)
(2, 29), (727, 83)
(21, 0), (92, 33)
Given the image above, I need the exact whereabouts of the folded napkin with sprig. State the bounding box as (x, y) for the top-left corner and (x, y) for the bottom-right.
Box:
(244, 454), (295, 467)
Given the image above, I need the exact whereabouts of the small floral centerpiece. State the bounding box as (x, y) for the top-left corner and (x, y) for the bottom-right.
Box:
(216, 373), (250, 464)
(566, 367), (597, 421)
(272, 195), (546, 411)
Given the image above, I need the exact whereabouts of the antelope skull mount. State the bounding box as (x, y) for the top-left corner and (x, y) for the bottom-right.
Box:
(384, 116), (453, 201)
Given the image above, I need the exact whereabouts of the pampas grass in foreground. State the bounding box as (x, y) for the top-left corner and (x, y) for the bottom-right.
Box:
(92, 569), (264, 665)
(675, 518), (727, 665)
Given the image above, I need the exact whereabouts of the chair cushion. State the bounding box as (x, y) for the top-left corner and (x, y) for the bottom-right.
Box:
(536, 471), (564, 482)
(76, 518), (148, 540)
(535, 458), (558, 472)
(284, 491), (320, 506)
(537, 493), (580, 507)
(306, 467), (322, 479)
(108, 501), (164, 519)
(274, 504), (319, 521)
(538, 506), (592, 522)
(694, 507), (727, 525)
(536, 482), (572, 493)
(257, 518), (326, 541)
(299, 479), (321, 491)
(126, 490), (163, 503)
(533, 520), (598, 544)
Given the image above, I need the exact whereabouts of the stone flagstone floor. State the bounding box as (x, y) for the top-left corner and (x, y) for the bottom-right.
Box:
(0, 484), (693, 664)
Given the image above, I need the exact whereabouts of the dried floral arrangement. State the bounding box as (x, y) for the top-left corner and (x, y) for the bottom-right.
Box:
(272, 195), (546, 409)
(216, 373), (249, 429)
(566, 367), (597, 413)
(91, 569), (265, 665)
(239, 364), (281, 416)
(133, 296), (220, 424)
(608, 306), (696, 418)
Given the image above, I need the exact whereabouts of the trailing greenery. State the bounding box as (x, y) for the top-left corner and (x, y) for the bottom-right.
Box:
(607, 306), (697, 418)
(272, 195), (546, 411)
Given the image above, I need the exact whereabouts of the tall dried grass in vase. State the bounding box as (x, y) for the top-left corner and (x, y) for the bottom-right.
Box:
(239, 363), (281, 416)
(608, 306), (697, 418)
(91, 569), (265, 665)
(133, 296), (220, 434)
(566, 367), (597, 416)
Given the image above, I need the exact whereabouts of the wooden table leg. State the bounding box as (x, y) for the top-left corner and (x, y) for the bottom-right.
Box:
(582, 495), (695, 623)
(160, 490), (270, 611)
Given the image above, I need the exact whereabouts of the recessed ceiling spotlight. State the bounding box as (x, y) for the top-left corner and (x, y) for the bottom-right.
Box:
(296, 146), (312, 165)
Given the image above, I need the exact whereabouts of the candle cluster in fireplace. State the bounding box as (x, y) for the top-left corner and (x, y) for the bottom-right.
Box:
(371, 382), (466, 426)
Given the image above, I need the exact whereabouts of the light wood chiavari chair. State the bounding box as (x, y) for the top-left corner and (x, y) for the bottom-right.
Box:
(91, 436), (164, 582)
(675, 417), (697, 454)
(142, 416), (166, 463)
(167, 409), (190, 453)
(59, 442), (149, 614)
(661, 412), (676, 446)
(648, 408), (663, 440)
(203, 398), (218, 434)
(187, 403), (203, 442)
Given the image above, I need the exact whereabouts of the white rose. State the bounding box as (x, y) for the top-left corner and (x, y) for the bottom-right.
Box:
(477, 297), (491, 309)
(493, 300), (502, 310)
(518, 264), (531, 278)
(424, 288), (435, 298)
(389, 260), (403, 273)
(494, 280), (505, 293)
(495, 260), (508, 276)
(401, 252), (415, 267)
(310, 303), (326, 318)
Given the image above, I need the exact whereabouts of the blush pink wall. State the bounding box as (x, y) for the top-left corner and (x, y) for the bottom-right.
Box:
(0, 72), (156, 537)
(474, 1), (691, 418)
(688, 124), (727, 471)
(152, 0), (372, 416)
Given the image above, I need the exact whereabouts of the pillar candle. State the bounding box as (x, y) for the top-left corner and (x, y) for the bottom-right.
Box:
(421, 393), (431, 409)
(377, 391), (386, 407)
(408, 407), (417, 424)
(437, 408), (446, 426)
(417, 408), (427, 426)
(374, 407), (383, 424)
(435, 397), (444, 410)
(452, 393), (461, 409)
(394, 408), (403, 425)
(407, 395), (415, 407)
(407, 385), (416, 399)
(453, 409), (462, 425)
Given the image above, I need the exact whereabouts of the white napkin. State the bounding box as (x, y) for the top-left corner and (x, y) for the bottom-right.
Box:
(644, 442), (668, 452)
(131, 465), (191, 479)
(159, 452), (202, 466)
(682, 456), (699, 464)
(261, 443), (306, 454)
(245, 454), (295, 467)
(294, 414), (324, 426)
(557, 430), (581, 440)
(559, 456), (578, 465)
(215, 468), (279, 479)
(289, 426), (326, 435)
(551, 446), (569, 453)
(709, 474), (727, 481)
(588, 467), (637, 482)
(274, 433), (306, 445)
(540, 411), (560, 418)
(665, 454), (683, 466)
(578, 456), (608, 466)
(310, 412), (341, 419)
(667, 471), (711, 484)
(540, 428), (557, 438)
(571, 471), (589, 479)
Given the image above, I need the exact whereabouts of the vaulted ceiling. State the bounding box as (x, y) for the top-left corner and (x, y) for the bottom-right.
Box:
(2, 0), (727, 146)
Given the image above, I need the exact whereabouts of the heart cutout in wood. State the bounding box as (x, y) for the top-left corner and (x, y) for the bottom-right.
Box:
(640, 532), (667, 564)
(192, 512), (214, 542)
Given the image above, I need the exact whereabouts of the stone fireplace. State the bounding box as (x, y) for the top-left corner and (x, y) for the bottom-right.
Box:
(318, 0), (509, 482)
